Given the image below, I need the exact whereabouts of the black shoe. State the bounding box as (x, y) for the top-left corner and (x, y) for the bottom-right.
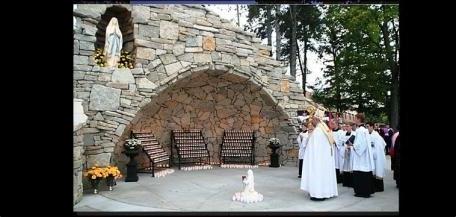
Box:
(310, 197), (326, 201)
(354, 194), (371, 198)
(298, 175), (302, 178)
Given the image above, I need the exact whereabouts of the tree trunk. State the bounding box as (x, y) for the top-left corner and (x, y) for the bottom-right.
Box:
(358, 91), (364, 113)
(297, 41), (305, 93)
(302, 40), (308, 96)
(392, 19), (399, 63)
(391, 68), (399, 129)
(275, 5), (281, 61)
(266, 7), (273, 57)
(236, 5), (240, 26)
(289, 5), (297, 78)
(380, 7), (399, 129)
(333, 48), (341, 113)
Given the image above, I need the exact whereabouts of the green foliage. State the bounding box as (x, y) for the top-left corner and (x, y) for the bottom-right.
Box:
(312, 5), (398, 121)
(244, 5), (399, 122)
(244, 5), (275, 42)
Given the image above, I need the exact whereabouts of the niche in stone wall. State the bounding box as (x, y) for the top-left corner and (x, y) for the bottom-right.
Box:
(95, 5), (135, 68)
(114, 71), (291, 169)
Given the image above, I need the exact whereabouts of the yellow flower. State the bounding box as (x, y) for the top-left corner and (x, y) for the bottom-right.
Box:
(91, 175), (96, 179)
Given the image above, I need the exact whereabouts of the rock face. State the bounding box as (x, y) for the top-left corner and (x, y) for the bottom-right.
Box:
(160, 20), (179, 40)
(74, 4), (316, 205)
(89, 85), (121, 111)
(130, 72), (289, 166)
(73, 109), (86, 205)
(112, 69), (135, 84)
(86, 153), (112, 168)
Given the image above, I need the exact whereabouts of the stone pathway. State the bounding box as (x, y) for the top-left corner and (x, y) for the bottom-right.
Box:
(74, 156), (398, 212)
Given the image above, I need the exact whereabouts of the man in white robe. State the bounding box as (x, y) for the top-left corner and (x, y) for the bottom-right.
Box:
(300, 116), (338, 201)
(367, 122), (387, 192)
(346, 113), (375, 198)
(329, 120), (345, 184)
(341, 123), (355, 187)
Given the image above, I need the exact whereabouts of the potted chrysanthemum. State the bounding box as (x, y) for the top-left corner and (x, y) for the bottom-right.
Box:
(84, 166), (108, 194)
(105, 166), (122, 191)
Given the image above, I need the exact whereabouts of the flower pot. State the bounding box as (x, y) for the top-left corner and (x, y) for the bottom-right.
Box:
(90, 179), (101, 194)
(106, 175), (116, 191)
(124, 150), (139, 182)
(268, 142), (281, 168)
(269, 153), (280, 168)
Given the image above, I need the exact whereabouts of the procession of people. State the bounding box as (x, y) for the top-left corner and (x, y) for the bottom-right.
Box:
(297, 106), (399, 201)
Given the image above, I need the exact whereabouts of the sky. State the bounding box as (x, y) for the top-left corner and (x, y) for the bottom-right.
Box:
(205, 4), (326, 92)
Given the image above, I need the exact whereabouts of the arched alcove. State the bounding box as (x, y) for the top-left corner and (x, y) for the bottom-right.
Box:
(95, 5), (135, 55)
(112, 69), (292, 170)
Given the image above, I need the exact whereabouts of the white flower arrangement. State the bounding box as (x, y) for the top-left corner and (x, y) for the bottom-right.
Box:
(268, 138), (280, 145)
(124, 138), (142, 150)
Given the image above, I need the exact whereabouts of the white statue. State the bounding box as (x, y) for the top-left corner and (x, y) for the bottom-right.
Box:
(104, 17), (123, 67)
(232, 169), (264, 203)
(73, 98), (87, 131)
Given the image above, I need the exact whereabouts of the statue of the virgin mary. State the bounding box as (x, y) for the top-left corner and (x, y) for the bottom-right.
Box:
(104, 17), (123, 67)
(232, 169), (263, 203)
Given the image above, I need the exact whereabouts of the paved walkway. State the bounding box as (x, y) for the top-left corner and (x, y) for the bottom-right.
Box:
(74, 156), (398, 212)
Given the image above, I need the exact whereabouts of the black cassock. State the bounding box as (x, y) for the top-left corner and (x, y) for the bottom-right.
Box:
(342, 132), (355, 187)
(349, 132), (375, 198)
(393, 135), (400, 188)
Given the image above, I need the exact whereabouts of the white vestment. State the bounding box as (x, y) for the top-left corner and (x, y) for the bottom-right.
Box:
(297, 132), (309, 160)
(333, 129), (346, 170)
(352, 126), (375, 172)
(369, 131), (387, 178)
(300, 124), (338, 198)
(342, 131), (355, 172)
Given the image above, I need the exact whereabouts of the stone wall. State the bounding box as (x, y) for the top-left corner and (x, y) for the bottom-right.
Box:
(73, 99), (87, 205)
(73, 127), (84, 205)
(127, 71), (290, 167)
(73, 4), (316, 204)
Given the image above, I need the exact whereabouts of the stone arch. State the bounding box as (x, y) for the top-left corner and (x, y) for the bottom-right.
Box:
(74, 5), (317, 202)
(74, 4), (311, 169)
(95, 5), (135, 54)
(112, 65), (293, 170)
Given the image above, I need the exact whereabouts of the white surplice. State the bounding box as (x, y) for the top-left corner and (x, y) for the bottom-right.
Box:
(297, 132), (309, 160)
(369, 130), (387, 178)
(352, 126), (375, 172)
(334, 129), (346, 170)
(300, 124), (338, 198)
(342, 131), (355, 172)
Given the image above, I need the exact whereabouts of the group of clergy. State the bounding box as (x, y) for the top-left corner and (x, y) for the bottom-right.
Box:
(296, 111), (389, 201)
